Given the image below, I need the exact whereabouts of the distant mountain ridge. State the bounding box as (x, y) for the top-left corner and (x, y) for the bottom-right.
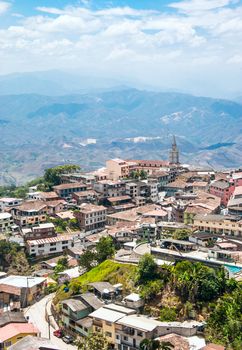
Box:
(0, 88), (241, 185)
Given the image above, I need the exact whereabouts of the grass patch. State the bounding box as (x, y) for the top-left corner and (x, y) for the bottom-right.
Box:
(54, 260), (137, 304)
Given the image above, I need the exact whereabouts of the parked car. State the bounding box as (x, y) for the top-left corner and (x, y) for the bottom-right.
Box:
(62, 335), (74, 344)
(53, 329), (64, 338)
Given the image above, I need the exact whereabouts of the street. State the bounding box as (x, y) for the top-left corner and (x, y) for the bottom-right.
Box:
(24, 294), (77, 350)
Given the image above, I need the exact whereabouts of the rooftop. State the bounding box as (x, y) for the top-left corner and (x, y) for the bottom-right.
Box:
(117, 315), (162, 331)
(53, 182), (87, 190)
(27, 234), (73, 246)
(79, 203), (107, 213)
(210, 180), (229, 189)
(80, 292), (104, 310)
(56, 210), (75, 220)
(0, 212), (12, 219)
(89, 307), (126, 323)
(14, 201), (47, 212)
(8, 335), (60, 350)
(0, 311), (27, 327)
(89, 282), (115, 293)
(61, 298), (87, 312)
(0, 198), (20, 203)
(39, 191), (58, 199)
(0, 323), (39, 342)
(0, 275), (46, 288)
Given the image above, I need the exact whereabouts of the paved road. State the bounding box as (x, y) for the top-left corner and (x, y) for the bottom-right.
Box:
(24, 294), (77, 350)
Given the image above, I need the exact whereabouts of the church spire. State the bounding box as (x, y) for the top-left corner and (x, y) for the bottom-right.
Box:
(169, 135), (180, 165)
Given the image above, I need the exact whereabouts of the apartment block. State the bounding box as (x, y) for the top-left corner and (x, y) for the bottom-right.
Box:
(193, 214), (242, 237)
(53, 182), (88, 199)
(26, 235), (73, 257)
(74, 203), (107, 232)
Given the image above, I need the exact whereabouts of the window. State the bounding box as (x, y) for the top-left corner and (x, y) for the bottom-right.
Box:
(124, 336), (128, 341)
(50, 242), (56, 246)
(50, 247), (56, 252)
(106, 321), (112, 326)
(137, 330), (143, 337)
(116, 335), (120, 340)
(105, 332), (112, 338)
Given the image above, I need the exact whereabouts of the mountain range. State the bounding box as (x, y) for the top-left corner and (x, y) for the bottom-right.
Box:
(0, 85), (242, 185)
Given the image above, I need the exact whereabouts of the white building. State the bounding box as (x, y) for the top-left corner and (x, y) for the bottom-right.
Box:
(26, 235), (74, 257)
(0, 213), (14, 232)
(0, 198), (23, 212)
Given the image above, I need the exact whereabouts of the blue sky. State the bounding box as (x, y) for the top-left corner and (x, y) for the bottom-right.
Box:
(0, 0), (242, 97)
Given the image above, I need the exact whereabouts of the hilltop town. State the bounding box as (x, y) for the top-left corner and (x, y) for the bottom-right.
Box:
(0, 138), (241, 350)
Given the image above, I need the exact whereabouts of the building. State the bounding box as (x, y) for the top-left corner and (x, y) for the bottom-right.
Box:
(8, 335), (61, 350)
(26, 234), (74, 257)
(38, 191), (59, 202)
(60, 293), (103, 337)
(106, 159), (134, 181)
(0, 213), (13, 233)
(137, 223), (157, 242)
(116, 316), (202, 350)
(0, 323), (39, 350)
(53, 182), (88, 199)
(21, 223), (55, 241)
(72, 190), (99, 205)
(0, 276), (46, 310)
(193, 214), (242, 237)
(228, 186), (242, 216)
(123, 293), (144, 310)
(209, 179), (234, 206)
(11, 201), (48, 227)
(169, 136), (180, 165)
(89, 304), (136, 348)
(74, 203), (107, 233)
(0, 199), (23, 213)
(94, 180), (126, 198)
(0, 312), (27, 328)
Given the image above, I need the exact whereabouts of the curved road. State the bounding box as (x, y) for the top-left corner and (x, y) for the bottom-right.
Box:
(24, 294), (77, 350)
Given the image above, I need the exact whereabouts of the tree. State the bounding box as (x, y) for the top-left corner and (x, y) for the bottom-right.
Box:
(172, 229), (191, 240)
(79, 250), (97, 271)
(136, 254), (158, 284)
(76, 332), (109, 350)
(206, 284), (242, 349)
(140, 339), (168, 350)
(54, 257), (69, 274)
(44, 164), (81, 188)
(159, 341), (175, 350)
(0, 241), (21, 269)
(96, 236), (115, 263)
(160, 307), (177, 322)
(140, 280), (164, 301)
(140, 169), (148, 180)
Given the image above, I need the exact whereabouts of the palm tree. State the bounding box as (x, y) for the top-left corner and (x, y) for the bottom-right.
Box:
(140, 339), (169, 350)
(159, 341), (175, 350)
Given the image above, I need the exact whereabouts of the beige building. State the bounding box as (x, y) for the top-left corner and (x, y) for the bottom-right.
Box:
(106, 159), (136, 181)
(89, 304), (136, 349)
(11, 201), (48, 227)
(75, 203), (107, 232)
(193, 214), (242, 237)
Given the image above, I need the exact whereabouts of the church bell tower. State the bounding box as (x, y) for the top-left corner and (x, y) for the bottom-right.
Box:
(169, 135), (180, 165)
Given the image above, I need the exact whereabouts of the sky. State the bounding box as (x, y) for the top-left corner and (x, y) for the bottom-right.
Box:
(0, 0), (242, 98)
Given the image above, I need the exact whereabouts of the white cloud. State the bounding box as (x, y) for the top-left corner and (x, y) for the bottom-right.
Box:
(169, 0), (237, 13)
(0, 1), (10, 15)
(0, 2), (242, 97)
